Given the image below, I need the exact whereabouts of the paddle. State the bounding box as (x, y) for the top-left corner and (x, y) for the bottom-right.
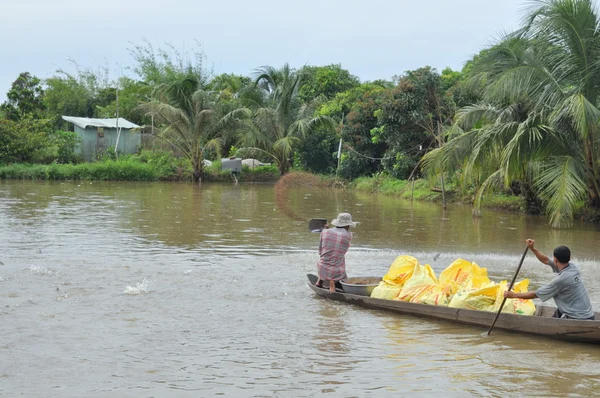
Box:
(308, 218), (328, 232)
(487, 246), (529, 336)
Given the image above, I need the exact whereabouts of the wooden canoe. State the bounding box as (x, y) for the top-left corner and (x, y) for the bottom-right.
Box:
(307, 274), (600, 344)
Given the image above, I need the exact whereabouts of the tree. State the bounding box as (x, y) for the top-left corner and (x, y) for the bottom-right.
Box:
(1, 72), (45, 121)
(0, 116), (53, 163)
(298, 64), (360, 102)
(139, 74), (246, 181)
(236, 64), (336, 175)
(95, 77), (150, 125)
(313, 83), (389, 179)
(374, 67), (456, 180)
(44, 66), (112, 121)
(130, 40), (208, 87)
(423, 0), (600, 227)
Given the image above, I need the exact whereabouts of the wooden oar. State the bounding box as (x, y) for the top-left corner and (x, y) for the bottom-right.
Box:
(487, 246), (529, 336)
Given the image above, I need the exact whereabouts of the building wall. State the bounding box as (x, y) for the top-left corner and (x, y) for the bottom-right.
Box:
(75, 126), (142, 162)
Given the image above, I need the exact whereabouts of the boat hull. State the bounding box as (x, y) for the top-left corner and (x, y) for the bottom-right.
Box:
(307, 274), (600, 344)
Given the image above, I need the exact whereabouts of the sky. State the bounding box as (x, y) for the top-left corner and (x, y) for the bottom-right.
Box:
(0, 0), (530, 101)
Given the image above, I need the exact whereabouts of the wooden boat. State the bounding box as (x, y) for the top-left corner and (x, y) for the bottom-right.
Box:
(307, 274), (600, 344)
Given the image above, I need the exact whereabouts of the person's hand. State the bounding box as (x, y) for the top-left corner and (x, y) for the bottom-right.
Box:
(504, 291), (516, 299)
(526, 239), (535, 250)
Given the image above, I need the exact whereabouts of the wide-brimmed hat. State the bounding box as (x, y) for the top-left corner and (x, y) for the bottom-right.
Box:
(331, 213), (358, 228)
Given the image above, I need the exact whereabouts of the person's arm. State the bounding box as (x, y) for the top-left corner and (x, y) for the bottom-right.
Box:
(318, 233), (324, 256)
(504, 291), (538, 300)
(533, 277), (562, 302)
(526, 239), (550, 265)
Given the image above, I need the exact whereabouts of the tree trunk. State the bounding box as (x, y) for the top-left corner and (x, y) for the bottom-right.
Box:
(584, 138), (600, 208)
(192, 157), (203, 182)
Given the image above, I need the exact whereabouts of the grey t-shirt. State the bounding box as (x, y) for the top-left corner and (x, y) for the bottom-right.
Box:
(536, 260), (594, 319)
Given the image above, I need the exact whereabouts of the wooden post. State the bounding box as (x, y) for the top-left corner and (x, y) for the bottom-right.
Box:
(441, 173), (447, 210)
(411, 177), (415, 202)
(114, 87), (121, 161)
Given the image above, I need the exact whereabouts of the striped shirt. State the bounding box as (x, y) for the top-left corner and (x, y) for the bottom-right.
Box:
(317, 227), (352, 281)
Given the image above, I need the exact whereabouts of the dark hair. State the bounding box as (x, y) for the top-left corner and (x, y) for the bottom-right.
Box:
(553, 246), (571, 263)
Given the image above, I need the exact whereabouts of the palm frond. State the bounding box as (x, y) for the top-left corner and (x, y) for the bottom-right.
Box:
(535, 155), (588, 227)
(551, 93), (600, 141)
(472, 168), (505, 217)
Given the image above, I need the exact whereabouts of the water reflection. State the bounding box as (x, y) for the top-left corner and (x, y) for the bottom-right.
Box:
(312, 302), (350, 359)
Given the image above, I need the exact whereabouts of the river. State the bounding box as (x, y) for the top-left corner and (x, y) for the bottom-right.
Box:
(1, 180), (599, 397)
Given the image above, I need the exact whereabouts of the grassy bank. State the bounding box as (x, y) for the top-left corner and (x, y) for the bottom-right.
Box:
(350, 174), (526, 212)
(0, 152), (280, 183)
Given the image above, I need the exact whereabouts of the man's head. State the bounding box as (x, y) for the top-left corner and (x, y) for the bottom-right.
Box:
(331, 213), (357, 229)
(553, 246), (571, 264)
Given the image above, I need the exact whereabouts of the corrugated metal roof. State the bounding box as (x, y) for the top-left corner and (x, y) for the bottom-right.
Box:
(62, 116), (140, 129)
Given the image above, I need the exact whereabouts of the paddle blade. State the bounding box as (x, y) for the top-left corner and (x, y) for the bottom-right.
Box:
(309, 218), (327, 232)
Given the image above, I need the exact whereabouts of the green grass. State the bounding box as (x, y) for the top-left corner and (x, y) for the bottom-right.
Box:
(0, 161), (159, 181)
(0, 153), (282, 183)
(479, 193), (526, 212)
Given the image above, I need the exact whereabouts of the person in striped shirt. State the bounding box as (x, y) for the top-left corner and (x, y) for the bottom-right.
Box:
(316, 213), (357, 292)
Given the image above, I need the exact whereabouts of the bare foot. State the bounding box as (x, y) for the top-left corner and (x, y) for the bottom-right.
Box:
(315, 278), (322, 288)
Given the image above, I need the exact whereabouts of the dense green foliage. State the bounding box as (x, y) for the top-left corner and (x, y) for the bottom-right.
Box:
(423, 0), (600, 227)
(234, 64), (337, 175)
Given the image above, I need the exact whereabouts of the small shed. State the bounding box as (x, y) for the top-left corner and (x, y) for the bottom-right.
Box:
(62, 116), (141, 162)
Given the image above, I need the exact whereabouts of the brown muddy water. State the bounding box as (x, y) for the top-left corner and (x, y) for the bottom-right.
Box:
(1, 180), (600, 397)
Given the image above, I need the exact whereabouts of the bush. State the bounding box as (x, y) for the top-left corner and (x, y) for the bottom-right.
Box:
(52, 130), (81, 163)
(132, 150), (192, 180)
(0, 117), (53, 164)
(239, 165), (279, 182)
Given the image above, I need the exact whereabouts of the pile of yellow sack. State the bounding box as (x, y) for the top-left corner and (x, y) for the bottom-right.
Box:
(370, 255), (536, 316)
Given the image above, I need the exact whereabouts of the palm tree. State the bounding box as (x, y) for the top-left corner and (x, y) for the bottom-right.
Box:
(139, 74), (248, 181)
(423, 0), (600, 228)
(235, 64), (336, 175)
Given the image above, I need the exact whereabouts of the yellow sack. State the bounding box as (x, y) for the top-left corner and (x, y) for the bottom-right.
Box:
(470, 266), (492, 290)
(449, 279), (536, 316)
(501, 279), (536, 316)
(412, 284), (452, 306)
(396, 263), (438, 303)
(404, 258), (492, 307)
(439, 259), (491, 296)
(382, 255), (419, 286)
(448, 282), (501, 312)
(370, 281), (403, 300)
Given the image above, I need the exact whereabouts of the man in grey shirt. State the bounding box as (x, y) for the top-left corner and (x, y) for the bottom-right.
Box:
(504, 239), (595, 320)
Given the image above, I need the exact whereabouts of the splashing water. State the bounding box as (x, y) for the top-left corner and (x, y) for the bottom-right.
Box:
(27, 266), (56, 275)
(124, 278), (151, 295)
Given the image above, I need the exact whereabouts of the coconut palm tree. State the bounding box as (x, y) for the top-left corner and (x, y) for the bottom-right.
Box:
(139, 74), (248, 181)
(235, 64), (336, 175)
(424, 0), (600, 227)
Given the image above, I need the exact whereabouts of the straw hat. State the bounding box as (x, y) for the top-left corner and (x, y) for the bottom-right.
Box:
(331, 213), (358, 228)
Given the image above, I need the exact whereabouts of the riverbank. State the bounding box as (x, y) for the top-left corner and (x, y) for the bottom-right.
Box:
(349, 175), (526, 212)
